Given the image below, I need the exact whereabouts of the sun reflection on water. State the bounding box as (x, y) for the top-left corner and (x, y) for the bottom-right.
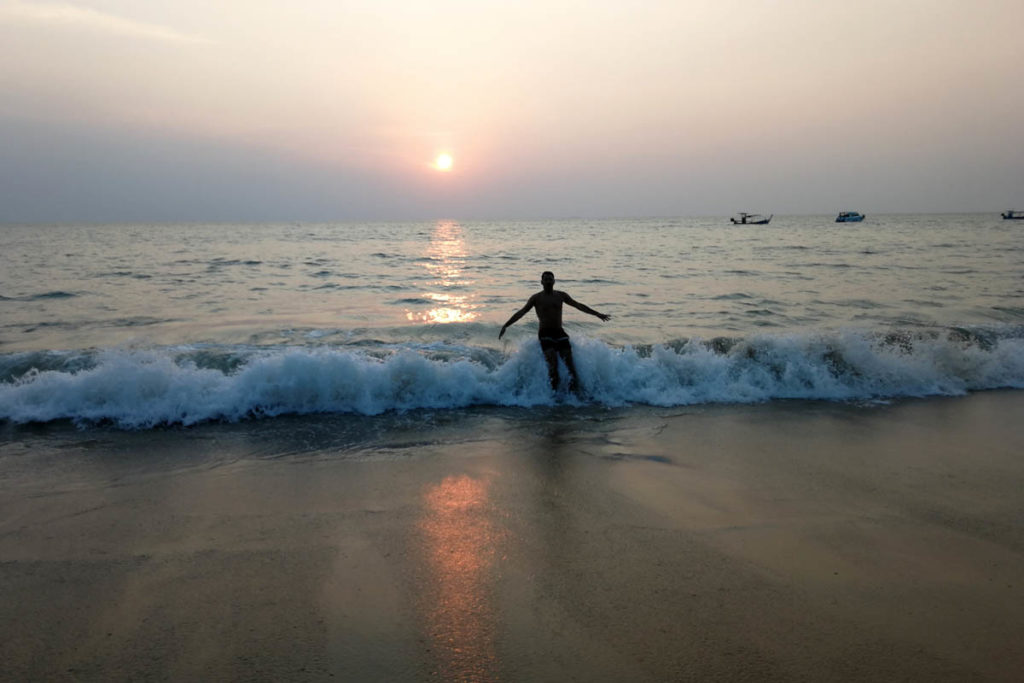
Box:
(406, 220), (480, 324)
(418, 474), (498, 681)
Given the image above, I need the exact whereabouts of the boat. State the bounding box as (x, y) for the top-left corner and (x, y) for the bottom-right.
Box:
(836, 211), (865, 223)
(729, 212), (772, 225)
(1002, 210), (1024, 220)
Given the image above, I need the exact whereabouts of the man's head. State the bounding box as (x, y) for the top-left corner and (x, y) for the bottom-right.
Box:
(541, 271), (555, 291)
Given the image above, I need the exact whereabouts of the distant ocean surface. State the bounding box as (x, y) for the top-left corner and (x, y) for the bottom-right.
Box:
(2, 215), (1023, 428)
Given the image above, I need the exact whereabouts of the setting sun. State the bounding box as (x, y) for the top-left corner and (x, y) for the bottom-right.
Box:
(434, 153), (453, 172)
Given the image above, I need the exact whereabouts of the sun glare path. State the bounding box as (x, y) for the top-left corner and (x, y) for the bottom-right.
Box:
(434, 154), (453, 171)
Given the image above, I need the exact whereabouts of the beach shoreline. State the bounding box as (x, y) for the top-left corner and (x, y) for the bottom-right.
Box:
(2, 391), (1023, 681)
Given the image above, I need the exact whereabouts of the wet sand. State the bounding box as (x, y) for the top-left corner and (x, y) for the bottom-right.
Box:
(2, 392), (1023, 681)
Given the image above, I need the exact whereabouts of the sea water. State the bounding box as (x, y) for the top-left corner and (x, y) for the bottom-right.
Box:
(1, 215), (1022, 427)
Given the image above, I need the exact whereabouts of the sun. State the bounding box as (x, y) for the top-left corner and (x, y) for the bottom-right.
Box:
(434, 153), (453, 172)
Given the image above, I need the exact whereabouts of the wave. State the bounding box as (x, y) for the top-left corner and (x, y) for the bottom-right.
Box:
(0, 291), (79, 302)
(1, 327), (1023, 428)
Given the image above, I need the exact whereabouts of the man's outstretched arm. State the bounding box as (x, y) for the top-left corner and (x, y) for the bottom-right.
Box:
(499, 298), (535, 339)
(563, 294), (611, 322)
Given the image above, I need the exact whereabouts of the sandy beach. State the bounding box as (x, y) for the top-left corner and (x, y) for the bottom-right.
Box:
(2, 391), (1023, 681)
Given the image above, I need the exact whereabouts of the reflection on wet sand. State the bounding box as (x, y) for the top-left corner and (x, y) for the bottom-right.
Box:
(406, 221), (481, 325)
(418, 474), (499, 681)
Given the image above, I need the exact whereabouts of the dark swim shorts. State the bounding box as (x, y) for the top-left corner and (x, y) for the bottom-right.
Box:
(539, 328), (571, 352)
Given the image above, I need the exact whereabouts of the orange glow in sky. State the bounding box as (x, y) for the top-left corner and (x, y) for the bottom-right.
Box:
(3, 1), (1023, 219)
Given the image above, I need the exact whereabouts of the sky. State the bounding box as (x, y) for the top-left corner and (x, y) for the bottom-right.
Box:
(1, 0), (1023, 222)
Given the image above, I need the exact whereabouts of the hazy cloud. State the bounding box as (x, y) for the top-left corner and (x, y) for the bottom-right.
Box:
(0, 0), (209, 43)
(1, 0), (1022, 221)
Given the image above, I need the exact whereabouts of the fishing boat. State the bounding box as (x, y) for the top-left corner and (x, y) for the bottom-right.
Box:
(836, 211), (865, 223)
(730, 212), (772, 225)
(1002, 210), (1024, 220)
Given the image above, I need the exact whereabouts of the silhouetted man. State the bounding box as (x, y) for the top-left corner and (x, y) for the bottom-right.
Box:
(499, 271), (611, 392)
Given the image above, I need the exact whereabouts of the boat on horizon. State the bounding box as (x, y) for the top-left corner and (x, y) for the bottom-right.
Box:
(836, 211), (865, 223)
(730, 212), (772, 225)
(1002, 210), (1024, 220)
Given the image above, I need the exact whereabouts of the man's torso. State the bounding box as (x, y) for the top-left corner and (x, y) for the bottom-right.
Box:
(533, 290), (567, 338)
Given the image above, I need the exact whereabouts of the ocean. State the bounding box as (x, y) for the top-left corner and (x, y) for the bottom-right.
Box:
(1, 214), (1023, 427)
(5, 214), (1024, 681)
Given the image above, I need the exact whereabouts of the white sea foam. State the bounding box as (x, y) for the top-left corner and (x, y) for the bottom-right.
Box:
(1, 330), (1023, 428)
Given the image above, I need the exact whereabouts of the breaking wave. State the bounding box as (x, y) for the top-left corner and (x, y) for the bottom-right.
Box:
(2, 327), (1023, 428)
